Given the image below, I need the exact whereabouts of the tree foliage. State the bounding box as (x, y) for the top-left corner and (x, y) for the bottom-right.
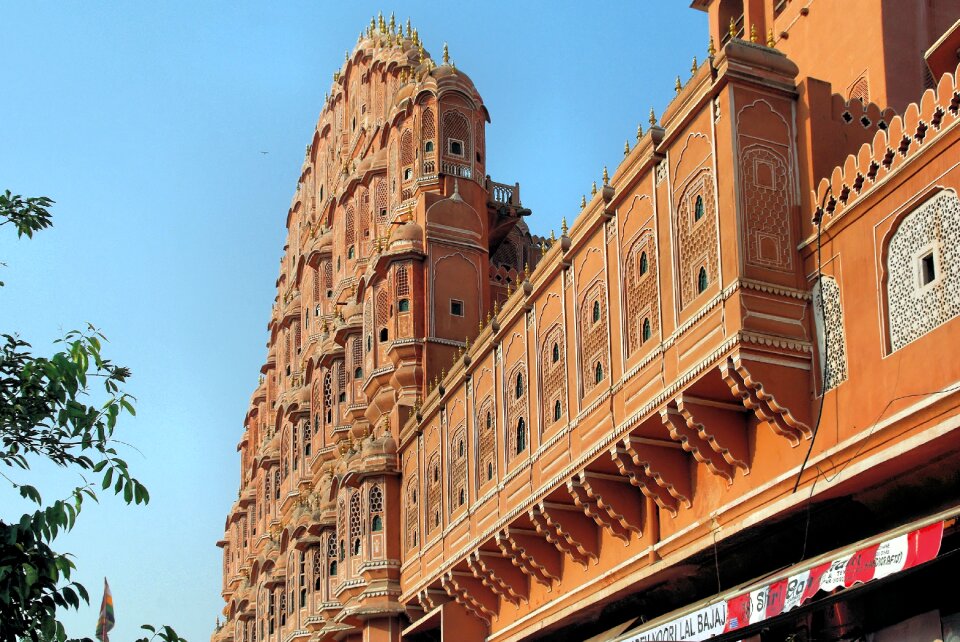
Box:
(0, 192), (184, 642)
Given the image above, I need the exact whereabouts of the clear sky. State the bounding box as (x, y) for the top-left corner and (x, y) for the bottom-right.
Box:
(0, 2), (705, 639)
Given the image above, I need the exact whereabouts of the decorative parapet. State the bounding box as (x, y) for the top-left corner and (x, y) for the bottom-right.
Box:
(814, 61), (960, 222)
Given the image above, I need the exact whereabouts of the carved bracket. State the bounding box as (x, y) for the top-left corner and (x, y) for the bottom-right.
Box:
(529, 501), (599, 566)
(611, 436), (692, 516)
(495, 527), (561, 588)
(720, 356), (811, 446)
(441, 570), (497, 625)
(676, 394), (750, 475)
(661, 403), (736, 482)
(467, 550), (528, 606)
(567, 471), (642, 543)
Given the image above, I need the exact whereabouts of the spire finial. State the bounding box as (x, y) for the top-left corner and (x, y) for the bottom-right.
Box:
(691, 56), (698, 76)
(708, 36), (716, 57)
(524, 262), (530, 278)
(540, 241), (547, 257)
(649, 108), (657, 127)
(624, 140), (630, 156)
(729, 17), (737, 39)
(602, 166), (609, 184)
(413, 28), (419, 45)
(591, 181), (597, 196)
(442, 42), (450, 65)
(766, 28), (776, 47)
(345, 50), (349, 63)
(550, 229), (557, 243)
(675, 76), (682, 94)
(406, 18), (412, 38)
(378, 12), (385, 33)
(389, 13), (396, 34)
(636, 122), (643, 141)
(561, 217), (568, 235)
(418, 42), (425, 64)
(581, 194), (587, 208)
(750, 23), (758, 43)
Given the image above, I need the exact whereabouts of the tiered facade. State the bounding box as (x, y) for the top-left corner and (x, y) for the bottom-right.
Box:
(216, 3), (960, 641)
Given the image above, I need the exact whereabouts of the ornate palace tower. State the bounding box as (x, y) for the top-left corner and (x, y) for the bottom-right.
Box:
(218, 3), (960, 642)
(216, 13), (535, 642)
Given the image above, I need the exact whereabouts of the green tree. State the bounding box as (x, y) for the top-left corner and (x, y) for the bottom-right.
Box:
(0, 191), (185, 642)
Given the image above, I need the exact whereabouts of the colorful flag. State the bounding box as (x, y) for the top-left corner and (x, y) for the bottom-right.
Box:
(96, 578), (115, 642)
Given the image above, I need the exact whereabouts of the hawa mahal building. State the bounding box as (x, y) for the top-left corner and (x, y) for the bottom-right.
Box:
(215, 1), (960, 640)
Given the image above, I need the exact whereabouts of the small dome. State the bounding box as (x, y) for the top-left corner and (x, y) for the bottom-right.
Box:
(391, 220), (423, 244)
(368, 431), (398, 456)
(342, 298), (362, 320)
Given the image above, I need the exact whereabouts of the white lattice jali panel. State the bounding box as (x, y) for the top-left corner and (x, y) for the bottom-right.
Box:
(813, 276), (848, 391)
(888, 190), (960, 351)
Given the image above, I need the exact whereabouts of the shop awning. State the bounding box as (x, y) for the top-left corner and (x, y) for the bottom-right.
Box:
(613, 508), (953, 642)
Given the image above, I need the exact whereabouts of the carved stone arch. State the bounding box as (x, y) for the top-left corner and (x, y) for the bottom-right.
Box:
(620, 193), (653, 242)
(672, 131), (712, 184)
(575, 246), (603, 284)
(736, 98), (791, 145)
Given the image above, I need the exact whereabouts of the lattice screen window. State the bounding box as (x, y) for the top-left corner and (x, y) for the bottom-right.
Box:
(427, 453), (441, 532)
(625, 233), (660, 354)
(580, 281), (609, 396)
(405, 478), (419, 549)
(540, 324), (566, 428)
(887, 190), (960, 351)
(421, 107), (436, 150)
(677, 170), (718, 309)
(336, 499), (345, 562)
(813, 275), (848, 392)
(312, 547), (323, 590)
(349, 492), (362, 556)
(313, 269), (321, 305)
(336, 361), (346, 404)
(323, 260), (332, 291)
(491, 240), (519, 270)
(351, 338), (362, 377)
(477, 398), (496, 487)
(442, 110), (470, 159)
(291, 426), (298, 474)
(450, 426), (467, 512)
(400, 129), (415, 170)
(374, 178), (387, 224)
(302, 421), (311, 459)
(376, 289), (390, 342)
(507, 364), (528, 458)
(395, 264), (410, 297)
(345, 205), (355, 248)
(358, 188), (369, 249)
(323, 372), (333, 425)
(369, 485), (384, 532)
(274, 468), (280, 500)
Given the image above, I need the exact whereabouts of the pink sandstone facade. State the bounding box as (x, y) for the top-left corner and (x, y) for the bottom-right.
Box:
(215, 2), (960, 640)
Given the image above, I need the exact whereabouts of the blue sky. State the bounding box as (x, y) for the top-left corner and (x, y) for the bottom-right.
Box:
(0, 2), (705, 639)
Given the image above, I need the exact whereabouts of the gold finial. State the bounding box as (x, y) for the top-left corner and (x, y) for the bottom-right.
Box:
(378, 12), (385, 33)
(485, 311), (491, 326)
(493, 300), (500, 315)
(370, 17), (376, 33)
(729, 17), (737, 40)
(581, 194), (587, 208)
(389, 13), (396, 34)
(465, 335), (470, 350)
(691, 56), (698, 76)
(442, 42), (450, 65)
(602, 166), (609, 184)
(345, 50), (349, 62)
(750, 23), (758, 43)
(406, 18), (412, 38)
(675, 76), (682, 94)
(636, 123), (643, 142)
(550, 229), (557, 243)
(413, 28), (419, 45)
(591, 181), (598, 196)
(540, 241), (547, 257)
(767, 28), (776, 47)
(624, 140), (630, 156)
(649, 108), (657, 127)
(561, 217), (568, 235)
(708, 37), (716, 57)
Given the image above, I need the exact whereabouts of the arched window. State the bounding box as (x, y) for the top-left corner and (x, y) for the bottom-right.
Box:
(552, 343), (559, 363)
(594, 361), (603, 384)
(487, 462), (493, 480)
(352, 538), (361, 555)
(329, 560), (338, 576)
(370, 485), (384, 532)
(515, 373), (524, 400)
(642, 318), (652, 342)
(354, 367), (362, 379)
(458, 489), (465, 506)
(593, 300), (601, 322)
(347, 246), (355, 259)
(403, 167), (413, 181)
(697, 266), (708, 294)
(366, 335), (372, 351)
(639, 251), (648, 276)
(372, 514), (383, 532)
(486, 412), (492, 429)
(694, 195), (705, 221)
(379, 328), (388, 342)
(398, 298), (410, 312)
(424, 140), (434, 153)
(516, 418), (526, 454)
(458, 439), (464, 457)
(554, 400), (562, 421)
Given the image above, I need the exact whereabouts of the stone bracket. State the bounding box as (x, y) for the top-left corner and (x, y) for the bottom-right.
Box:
(529, 501), (599, 566)
(611, 435), (692, 516)
(567, 471), (642, 543)
(495, 527), (561, 588)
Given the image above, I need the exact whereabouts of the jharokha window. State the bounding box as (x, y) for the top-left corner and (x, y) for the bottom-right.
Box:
(624, 232), (659, 355)
(405, 478), (419, 549)
(507, 364), (528, 459)
(477, 398), (496, 488)
(426, 452), (441, 533)
(450, 426), (467, 512)
(540, 324), (566, 429)
(580, 280), (609, 397)
(677, 170), (718, 309)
